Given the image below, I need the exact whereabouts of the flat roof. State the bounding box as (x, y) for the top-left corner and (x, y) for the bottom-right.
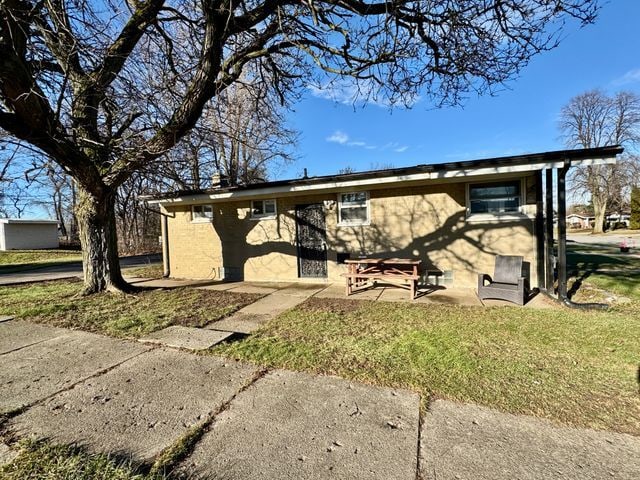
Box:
(144, 145), (623, 205)
(0, 218), (59, 225)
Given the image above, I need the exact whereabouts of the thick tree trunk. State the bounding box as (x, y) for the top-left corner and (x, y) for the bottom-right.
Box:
(76, 185), (130, 294)
(592, 196), (607, 234)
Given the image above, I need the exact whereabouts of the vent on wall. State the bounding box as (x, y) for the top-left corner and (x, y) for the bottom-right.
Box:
(424, 270), (454, 286)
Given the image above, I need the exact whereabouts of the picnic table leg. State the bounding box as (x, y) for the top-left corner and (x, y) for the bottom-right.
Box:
(345, 264), (353, 296)
(411, 264), (418, 299)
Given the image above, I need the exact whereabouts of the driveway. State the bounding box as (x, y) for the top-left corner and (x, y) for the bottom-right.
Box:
(0, 253), (161, 285)
(1, 319), (638, 479)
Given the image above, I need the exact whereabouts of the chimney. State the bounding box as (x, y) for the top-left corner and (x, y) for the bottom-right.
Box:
(211, 172), (229, 188)
(303, 168), (308, 179)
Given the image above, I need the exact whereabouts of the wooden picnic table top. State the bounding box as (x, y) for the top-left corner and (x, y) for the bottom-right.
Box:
(344, 258), (422, 266)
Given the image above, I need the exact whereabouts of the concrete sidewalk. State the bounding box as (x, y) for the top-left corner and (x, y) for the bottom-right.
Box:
(0, 319), (420, 479)
(1, 319), (638, 479)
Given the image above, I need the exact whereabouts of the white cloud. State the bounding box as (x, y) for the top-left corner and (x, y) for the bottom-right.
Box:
(326, 130), (408, 153)
(308, 79), (420, 108)
(326, 130), (349, 144)
(309, 81), (361, 106)
(326, 130), (377, 150)
(611, 68), (640, 86)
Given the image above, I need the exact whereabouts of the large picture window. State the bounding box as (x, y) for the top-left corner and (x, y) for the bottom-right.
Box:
(338, 192), (369, 225)
(251, 199), (277, 219)
(468, 181), (521, 214)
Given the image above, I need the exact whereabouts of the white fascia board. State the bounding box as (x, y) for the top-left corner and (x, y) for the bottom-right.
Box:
(0, 218), (59, 224)
(147, 155), (617, 206)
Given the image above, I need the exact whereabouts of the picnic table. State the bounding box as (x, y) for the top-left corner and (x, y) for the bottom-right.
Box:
(343, 258), (422, 300)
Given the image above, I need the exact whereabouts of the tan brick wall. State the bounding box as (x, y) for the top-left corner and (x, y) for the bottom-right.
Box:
(163, 175), (539, 287)
(164, 205), (224, 280)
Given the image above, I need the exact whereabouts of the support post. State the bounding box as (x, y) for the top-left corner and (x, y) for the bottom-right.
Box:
(535, 170), (545, 289)
(556, 161), (569, 299)
(160, 208), (171, 278)
(544, 169), (555, 292)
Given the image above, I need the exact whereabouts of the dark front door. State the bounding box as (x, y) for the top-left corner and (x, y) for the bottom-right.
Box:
(296, 203), (327, 278)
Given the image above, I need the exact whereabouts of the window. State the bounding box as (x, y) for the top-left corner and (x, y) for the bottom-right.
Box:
(192, 204), (213, 221)
(338, 192), (369, 225)
(468, 181), (521, 215)
(251, 199), (277, 219)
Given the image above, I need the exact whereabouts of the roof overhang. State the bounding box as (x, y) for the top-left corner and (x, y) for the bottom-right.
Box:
(0, 218), (59, 225)
(144, 146), (622, 206)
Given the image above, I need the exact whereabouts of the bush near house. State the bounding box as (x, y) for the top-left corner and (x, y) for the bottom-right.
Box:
(631, 186), (640, 230)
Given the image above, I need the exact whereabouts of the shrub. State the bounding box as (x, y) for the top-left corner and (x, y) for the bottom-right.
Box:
(631, 186), (640, 230)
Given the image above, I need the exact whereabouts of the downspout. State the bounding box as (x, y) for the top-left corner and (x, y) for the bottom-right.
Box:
(161, 212), (170, 278)
(543, 162), (607, 310)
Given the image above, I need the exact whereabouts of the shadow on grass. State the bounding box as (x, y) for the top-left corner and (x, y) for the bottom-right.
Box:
(565, 244), (640, 300)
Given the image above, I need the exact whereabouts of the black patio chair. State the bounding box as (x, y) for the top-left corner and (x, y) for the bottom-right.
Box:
(477, 255), (526, 306)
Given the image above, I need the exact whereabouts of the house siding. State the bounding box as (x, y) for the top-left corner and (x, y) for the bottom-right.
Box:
(163, 175), (539, 288)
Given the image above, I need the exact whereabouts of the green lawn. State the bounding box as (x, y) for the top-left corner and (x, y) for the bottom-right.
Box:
(566, 241), (640, 302)
(122, 263), (164, 279)
(0, 441), (162, 480)
(0, 249), (82, 274)
(213, 297), (640, 436)
(0, 280), (261, 338)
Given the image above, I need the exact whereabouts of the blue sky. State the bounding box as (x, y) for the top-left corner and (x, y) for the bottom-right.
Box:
(280, 0), (640, 180)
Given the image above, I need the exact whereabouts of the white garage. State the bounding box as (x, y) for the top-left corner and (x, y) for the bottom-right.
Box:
(0, 219), (59, 250)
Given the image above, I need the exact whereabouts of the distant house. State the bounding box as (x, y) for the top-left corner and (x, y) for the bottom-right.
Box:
(145, 146), (621, 290)
(0, 219), (59, 250)
(606, 213), (630, 228)
(566, 214), (593, 229)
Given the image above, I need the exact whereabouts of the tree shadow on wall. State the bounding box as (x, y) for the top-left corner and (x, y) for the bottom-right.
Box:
(211, 198), (533, 286)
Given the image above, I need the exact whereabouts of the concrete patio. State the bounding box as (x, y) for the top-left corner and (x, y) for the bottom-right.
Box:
(129, 277), (556, 309)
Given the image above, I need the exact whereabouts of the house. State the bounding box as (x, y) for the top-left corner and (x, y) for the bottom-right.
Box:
(566, 214), (593, 229)
(145, 146), (622, 291)
(606, 213), (630, 229)
(0, 219), (59, 250)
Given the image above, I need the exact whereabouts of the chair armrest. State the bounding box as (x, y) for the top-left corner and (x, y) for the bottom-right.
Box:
(517, 277), (526, 291)
(478, 273), (492, 289)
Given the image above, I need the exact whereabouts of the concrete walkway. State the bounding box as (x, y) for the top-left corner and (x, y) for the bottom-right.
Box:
(1, 319), (638, 478)
(205, 283), (325, 334)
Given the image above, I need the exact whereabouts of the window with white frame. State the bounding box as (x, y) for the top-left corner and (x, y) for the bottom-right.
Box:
(468, 180), (521, 215)
(338, 192), (369, 225)
(192, 204), (213, 221)
(251, 199), (277, 219)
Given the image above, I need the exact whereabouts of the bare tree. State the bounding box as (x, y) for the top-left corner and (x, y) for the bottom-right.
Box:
(160, 75), (297, 189)
(209, 75), (297, 185)
(116, 172), (161, 254)
(0, 0), (598, 293)
(559, 90), (640, 233)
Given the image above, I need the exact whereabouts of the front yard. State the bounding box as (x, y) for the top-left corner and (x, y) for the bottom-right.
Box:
(212, 297), (640, 436)
(0, 280), (261, 338)
(210, 241), (640, 435)
(1, 240), (638, 478)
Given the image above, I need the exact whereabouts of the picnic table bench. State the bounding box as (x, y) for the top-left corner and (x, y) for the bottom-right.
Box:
(343, 258), (422, 300)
